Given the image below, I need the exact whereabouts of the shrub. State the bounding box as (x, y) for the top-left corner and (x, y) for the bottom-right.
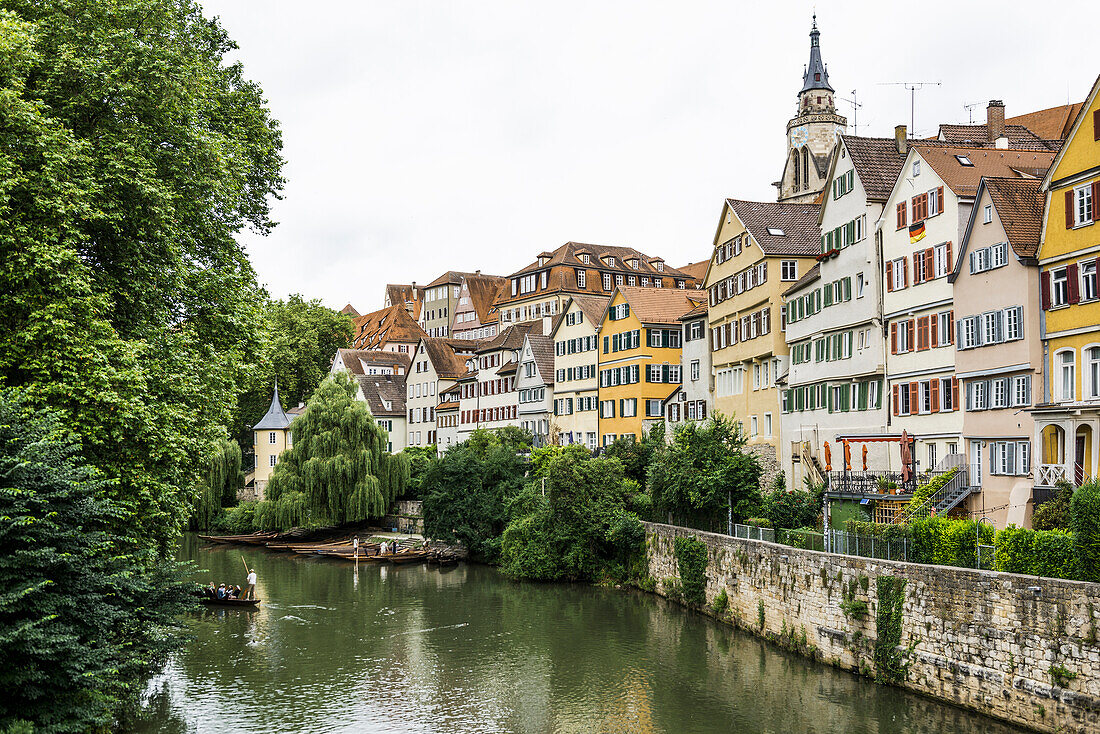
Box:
(908, 468), (958, 513)
(1032, 481), (1074, 531)
(909, 516), (992, 567)
(215, 502), (258, 533)
(674, 536), (708, 607)
(762, 485), (822, 530)
(710, 588), (730, 616)
(994, 525), (1035, 574)
(874, 576), (908, 684)
(1070, 480), (1100, 582)
(995, 526), (1078, 580)
(745, 517), (772, 528)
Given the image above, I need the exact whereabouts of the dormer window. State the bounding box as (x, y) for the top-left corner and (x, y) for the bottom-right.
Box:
(955, 155), (973, 167)
(607, 257), (616, 267)
(767, 227), (786, 236)
(656, 262), (664, 272)
(628, 258), (639, 270)
(579, 253), (591, 264)
(538, 257), (548, 266)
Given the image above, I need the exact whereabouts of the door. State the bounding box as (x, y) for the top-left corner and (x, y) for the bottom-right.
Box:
(1075, 435), (1087, 485)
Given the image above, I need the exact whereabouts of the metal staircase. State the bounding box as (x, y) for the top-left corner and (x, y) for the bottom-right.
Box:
(895, 463), (973, 524)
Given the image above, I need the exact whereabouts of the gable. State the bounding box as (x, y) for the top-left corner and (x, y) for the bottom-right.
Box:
(1046, 75), (1100, 186)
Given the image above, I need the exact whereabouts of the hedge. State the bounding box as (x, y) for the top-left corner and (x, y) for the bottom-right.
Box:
(1070, 480), (1100, 582)
(994, 526), (1078, 580)
(907, 517), (992, 567)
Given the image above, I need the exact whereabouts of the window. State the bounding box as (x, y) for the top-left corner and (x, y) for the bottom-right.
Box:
(781, 260), (798, 281)
(889, 258), (906, 291)
(615, 274), (624, 287)
(602, 273), (612, 291)
(646, 399), (663, 417)
(580, 253), (591, 264)
(1004, 306), (1023, 341)
(764, 413), (772, 436)
(856, 272), (865, 298)
(767, 227), (786, 236)
(992, 377), (1008, 408)
(1073, 184), (1094, 227)
(983, 204), (993, 224)
(621, 399), (637, 418)
(933, 242), (951, 277)
(1059, 350), (1076, 401)
(576, 269), (586, 289)
(750, 416), (758, 436)
(1082, 261), (1098, 301)
(927, 443), (936, 471)
(691, 360), (700, 381)
(1089, 347), (1100, 399)
(267, 454), (277, 467)
(1012, 375), (1032, 407)
(1051, 267), (1069, 307)
(955, 155), (973, 166)
(269, 431), (277, 444)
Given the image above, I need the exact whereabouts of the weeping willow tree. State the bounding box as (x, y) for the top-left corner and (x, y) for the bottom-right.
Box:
(190, 438), (245, 529)
(255, 373), (409, 529)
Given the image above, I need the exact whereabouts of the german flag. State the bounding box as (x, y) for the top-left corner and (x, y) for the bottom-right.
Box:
(909, 220), (926, 243)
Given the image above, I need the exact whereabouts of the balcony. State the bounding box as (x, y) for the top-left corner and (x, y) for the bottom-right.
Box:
(1036, 463), (1092, 487)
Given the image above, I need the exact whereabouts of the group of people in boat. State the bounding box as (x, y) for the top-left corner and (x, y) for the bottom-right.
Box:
(200, 568), (258, 601)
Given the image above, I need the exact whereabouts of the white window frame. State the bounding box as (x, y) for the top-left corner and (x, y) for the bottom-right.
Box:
(781, 260), (798, 281)
(1058, 349), (1076, 402)
(1051, 267), (1069, 307)
(983, 204), (993, 224)
(1074, 184), (1094, 227)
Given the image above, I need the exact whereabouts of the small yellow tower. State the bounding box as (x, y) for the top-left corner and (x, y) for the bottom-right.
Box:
(252, 381), (296, 499)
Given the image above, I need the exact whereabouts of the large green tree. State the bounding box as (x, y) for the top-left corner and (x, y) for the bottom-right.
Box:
(647, 413), (762, 530)
(0, 390), (195, 733)
(0, 0), (284, 554)
(254, 374), (409, 529)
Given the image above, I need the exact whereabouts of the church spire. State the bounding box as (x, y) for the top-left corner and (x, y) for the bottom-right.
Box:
(800, 14), (834, 94)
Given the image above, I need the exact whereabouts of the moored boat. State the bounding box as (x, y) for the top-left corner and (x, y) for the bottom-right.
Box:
(199, 597), (261, 608)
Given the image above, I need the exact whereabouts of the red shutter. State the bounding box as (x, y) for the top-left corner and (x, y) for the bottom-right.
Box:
(946, 311), (954, 344)
(1041, 271), (1052, 310)
(892, 385), (899, 416)
(930, 314), (939, 346)
(890, 323), (898, 354)
(886, 264), (894, 292)
(903, 260), (909, 287)
(952, 378), (960, 411)
(909, 382), (918, 413)
(930, 379), (940, 413)
(897, 202), (907, 229)
(919, 316), (930, 351)
(936, 186), (945, 214)
(945, 242), (953, 273)
(912, 253), (921, 283)
(1066, 190), (1075, 228)
(1093, 182), (1100, 214)
(907, 319), (915, 349)
(1068, 263), (1081, 304)
(1094, 108), (1100, 141)
(925, 248), (934, 281)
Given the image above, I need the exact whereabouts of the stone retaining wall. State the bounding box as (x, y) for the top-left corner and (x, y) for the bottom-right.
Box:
(645, 521), (1100, 734)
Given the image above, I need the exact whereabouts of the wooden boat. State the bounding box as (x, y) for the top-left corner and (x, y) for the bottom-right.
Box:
(199, 597), (261, 608)
(197, 532), (278, 545)
(388, 550), (430, 564)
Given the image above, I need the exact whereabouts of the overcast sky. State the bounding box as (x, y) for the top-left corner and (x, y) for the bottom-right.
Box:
(200, 0), (1098, 313)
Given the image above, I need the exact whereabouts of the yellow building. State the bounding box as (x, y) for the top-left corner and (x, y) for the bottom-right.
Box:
(597, 287), (703, 445)
(251, 382), (299, 500)
(704, 199), (820, 456)
(1034, 74), (1100, 489)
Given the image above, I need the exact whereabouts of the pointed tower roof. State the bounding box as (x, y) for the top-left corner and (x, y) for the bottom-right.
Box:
(254, 380), (293, 430)
(800, 15), (833, 94)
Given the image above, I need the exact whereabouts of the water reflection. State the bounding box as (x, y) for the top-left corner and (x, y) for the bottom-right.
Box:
(127, 535), (1026, 734)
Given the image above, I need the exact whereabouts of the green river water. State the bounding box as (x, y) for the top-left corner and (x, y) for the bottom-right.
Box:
(130, 534), (1028, 733)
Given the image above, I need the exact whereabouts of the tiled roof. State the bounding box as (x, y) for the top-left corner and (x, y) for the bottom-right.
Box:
(983, 177), (1045, 258)
(911, 145), (1055, 199)
(254, 383), (294, 430)
(1007, 103), (1084, 141)
(351, 304), (428, 350)
(679, 302), (708, 320)
(427, 270), (497, 288)
(783, 263), (821, 297)
(508, 242), (690, 280)
(334, 348), (411, 375)
(421, 337), (483, 379)
(526, 334), (555, 385)
(477, 320), (545, 354)
(464, 275), (507, 323)
(614, 286), (705, 326)
(496, 361), (518, 375)
(937, 124), (1060, 151)
(340, 304), (360, 318)
(436, 400), (459, 411)
(675, 260), (710, 283)
(570, 294), (611, 326)
(841, 136), (907, 202)
(355, 374), (406, 418)
(726, 199), (821, 256)
(385, 284), (423, 319)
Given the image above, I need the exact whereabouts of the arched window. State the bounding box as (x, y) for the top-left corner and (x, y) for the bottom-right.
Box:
(792, 151), (800, 192)
(1087, 346), (1100, 399)
(802, 147), (810, 189)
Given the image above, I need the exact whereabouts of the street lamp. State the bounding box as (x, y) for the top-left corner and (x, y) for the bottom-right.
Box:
(976, 516), (994, 569)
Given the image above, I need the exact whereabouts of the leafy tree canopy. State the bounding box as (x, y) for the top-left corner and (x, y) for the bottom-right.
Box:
(255, 373), (409, 529)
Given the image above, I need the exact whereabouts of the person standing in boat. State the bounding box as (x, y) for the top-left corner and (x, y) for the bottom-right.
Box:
(244, 568), (257, 599)
(353, 536), (359, 560)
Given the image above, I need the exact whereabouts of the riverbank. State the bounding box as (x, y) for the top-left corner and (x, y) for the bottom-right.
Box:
(642, 522), (1100, 734)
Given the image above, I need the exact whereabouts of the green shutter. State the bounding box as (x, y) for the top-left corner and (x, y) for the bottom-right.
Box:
(843, 277), (852, 300)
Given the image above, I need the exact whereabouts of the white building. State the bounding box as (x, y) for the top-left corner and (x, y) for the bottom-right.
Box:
(515, 334), (555, 445)
(550, 295), (607, 449)
(404, 337), (481, 449)
(780, 134), (905, 486)
(663, 301), (712, 431)
(457, 321), (545, 441)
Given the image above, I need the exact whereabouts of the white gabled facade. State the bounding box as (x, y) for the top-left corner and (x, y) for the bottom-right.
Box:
(781, 136), (897, 485)
(550, 297), (604, 449)
(664, 305), (712, 431)
(515, 335), (554, 445)
(405, 341), (439, 448)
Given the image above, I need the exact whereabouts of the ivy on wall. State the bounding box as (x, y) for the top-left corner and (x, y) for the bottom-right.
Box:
(674, 536), (708, 607)
(874, 575), (908, 684)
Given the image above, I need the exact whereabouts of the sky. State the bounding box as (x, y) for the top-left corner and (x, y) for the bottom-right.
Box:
(200, 0), (1099, 313)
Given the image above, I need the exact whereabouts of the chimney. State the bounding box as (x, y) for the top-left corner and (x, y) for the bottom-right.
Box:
(987, 100), (1005, 142)
(894, 125), (908, 155)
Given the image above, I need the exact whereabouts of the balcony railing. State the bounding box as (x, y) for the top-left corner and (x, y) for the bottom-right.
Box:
(826, 470), (914, 495)
(1036, 464), (1067, 487)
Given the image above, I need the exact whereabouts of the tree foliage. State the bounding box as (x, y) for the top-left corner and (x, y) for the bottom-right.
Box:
(1070, 479), (1100, 582)
(400, 445), (439, 500)
(190, 438), (244, 530)
(254, 374), (408, 529)
(761, 481), (823, 530)
(647, 413), (762, 528)
(0, 390), (195, 733)
(421, 428), (531, 562)
(1031, 481), (1074, 531)
(602, 424), (663, 485)
(501, 445), (646, 582)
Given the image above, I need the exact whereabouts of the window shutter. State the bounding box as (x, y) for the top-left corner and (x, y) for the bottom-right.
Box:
(965, 381), (974, 411)
(897, 202), (907, 229)
(890, 323), (898, 354)
(1095, 108), (1100, 141)
(936, 187), (944, 214)
(1041, 271), (1052, 310)
(946, 242), (953, 272)
(930, 314), (939, 346)
(892, 384), (899, 416)
(907, 319), (915, 349)
(925, 249), (934, 281)
(956, 318), (965, 347)
(886, 264), (894, 292)
(903, 261), (909, 287)
(930, 378), (940, 412)
(1066, 190), (1075, 228)
(947, 310), (955, 344)
(843, 277), (851, 300)
(952, 377), (960, 410)
(1093, 182), (1100, 211)
(1068, 263), (1081, 304)
(969, 251), (978, 272)
(909, 382), (918, 413)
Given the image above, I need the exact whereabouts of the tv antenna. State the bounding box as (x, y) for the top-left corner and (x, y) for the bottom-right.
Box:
(838, 89), (863, 135)
(878, 81), (942, 135)
(963, 101), (984, 124)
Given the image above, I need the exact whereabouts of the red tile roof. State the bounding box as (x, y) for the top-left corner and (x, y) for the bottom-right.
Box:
(840, 136), (907, 202)
(983, 177), (1045, 258)
(351, 304), (428, 350)
(613, 286), (706, 326)
(725, 199), (821, 256)
(911, 145), (1055, 199)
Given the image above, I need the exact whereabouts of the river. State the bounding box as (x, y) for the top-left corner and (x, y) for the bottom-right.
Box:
(130, 534), (1028, 733)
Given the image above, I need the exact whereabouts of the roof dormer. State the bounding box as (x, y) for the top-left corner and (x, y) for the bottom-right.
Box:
(627, 258), (639, 270)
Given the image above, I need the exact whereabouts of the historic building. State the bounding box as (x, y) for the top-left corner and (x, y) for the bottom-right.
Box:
(383, 283), (423, 320)
(662, 300), (712, 431)
(493, 242), (697, 328)
(451, 273), (506, 341)
(776, 16), (846, 204)
(551, 295), (608, 449)
(404, 337), (481, 449)
(1033, 74), (1100, 492)
(421, 271), (492, 338)
(597, 287), (702, 445)
(354, 374), (406, 454)
(351, 303), (428, 353)
(706, 199), (819, 473)
(330, 348), (410, 376)
(951, 177), (1045, 527)
(879, 142), (1055, 477)
(252, 382), (297, 500)
(515, 334), (555, 445)
(456, 322), (545, 441)
(780, 133), (905, 489)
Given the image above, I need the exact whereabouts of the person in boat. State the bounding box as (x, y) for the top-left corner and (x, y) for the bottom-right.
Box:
(244, 569), (257, 600)
(204, 583), (216, 600)
(380, 540), (388, 555)
(216, 584), (227, 600)
(353, 536), (359, 559)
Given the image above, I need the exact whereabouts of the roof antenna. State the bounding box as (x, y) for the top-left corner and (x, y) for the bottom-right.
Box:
(878, 81), (942, 136)
(838, 90), (862, 135)
(963, 101), (983, 124)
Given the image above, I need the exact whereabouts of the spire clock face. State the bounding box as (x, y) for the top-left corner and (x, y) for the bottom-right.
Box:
(790, 125), (809, 147)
